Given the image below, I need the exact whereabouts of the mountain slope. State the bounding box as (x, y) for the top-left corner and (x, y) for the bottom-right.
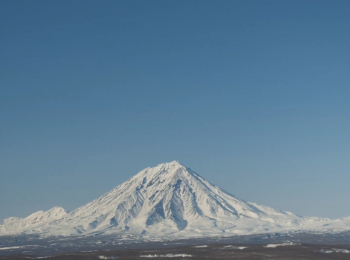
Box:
(0, 161), (347, 238)
(0, 207), (68, 235)
(48, 161), (308, 236)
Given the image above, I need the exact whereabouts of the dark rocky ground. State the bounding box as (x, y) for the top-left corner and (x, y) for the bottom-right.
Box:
(1, 243), (350, 260)
(1, 231), (350, 260)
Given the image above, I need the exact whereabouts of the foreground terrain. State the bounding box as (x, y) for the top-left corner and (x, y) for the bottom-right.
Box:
(1, 232), (350, 260)
(1, 243), (350, 260)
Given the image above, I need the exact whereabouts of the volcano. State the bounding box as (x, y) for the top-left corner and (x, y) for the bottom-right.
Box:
(1, 161), (345, 238)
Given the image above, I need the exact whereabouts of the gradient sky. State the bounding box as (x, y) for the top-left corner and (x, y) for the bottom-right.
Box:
(1, 0), (350, 220)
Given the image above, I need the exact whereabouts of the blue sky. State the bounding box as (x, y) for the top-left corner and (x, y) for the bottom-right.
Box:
(1, 0), (350, 219)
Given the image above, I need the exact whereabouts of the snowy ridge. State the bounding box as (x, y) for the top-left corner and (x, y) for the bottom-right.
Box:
(0, 207), (68, 235)
(0, 161), (349, 238)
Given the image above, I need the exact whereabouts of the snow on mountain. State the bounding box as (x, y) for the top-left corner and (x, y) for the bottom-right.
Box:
(0, 161), (348, 238)
(0, 207), (68, 235)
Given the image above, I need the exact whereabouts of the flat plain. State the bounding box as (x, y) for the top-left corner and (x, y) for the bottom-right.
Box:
(2, 243), (350, 260)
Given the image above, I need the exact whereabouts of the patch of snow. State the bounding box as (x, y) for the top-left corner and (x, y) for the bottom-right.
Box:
(319, 249), (350, 254)
(140, 254), (192, 258)
(0, 246), (22, 250)
(319, 249), (333, 254)
(265, 242), (299, 248)
(218, 245), (247, 250)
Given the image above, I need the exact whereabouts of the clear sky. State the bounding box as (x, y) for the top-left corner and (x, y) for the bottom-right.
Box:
(1, 0), (350, 220)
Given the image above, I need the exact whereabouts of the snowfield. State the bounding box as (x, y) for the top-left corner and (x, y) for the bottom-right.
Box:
(319, 249), (350, 254)
(1, 161), (350, 239)
(265, 242), (299, 248)
(140, 254), (192, 258)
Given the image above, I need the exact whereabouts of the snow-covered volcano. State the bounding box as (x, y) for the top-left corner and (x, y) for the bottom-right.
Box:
(0, 161), (348, 238)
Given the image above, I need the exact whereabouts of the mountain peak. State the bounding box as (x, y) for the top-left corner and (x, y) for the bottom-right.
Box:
(134, 160), (188, 180)
(47, 206), (68, 214)
(1, 161), (337, 239)
(26, 207), (68, 220)
(156, 160), (184, 169)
